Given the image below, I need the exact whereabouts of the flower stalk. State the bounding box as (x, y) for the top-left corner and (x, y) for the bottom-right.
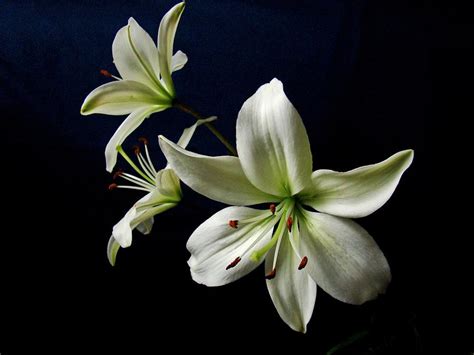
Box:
(173, 100), (237, 156)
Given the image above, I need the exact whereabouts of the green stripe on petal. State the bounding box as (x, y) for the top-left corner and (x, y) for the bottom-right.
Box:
(81, 80), (169, 116)
(236, 78), (313, 197)
(157, 2), (185, 96)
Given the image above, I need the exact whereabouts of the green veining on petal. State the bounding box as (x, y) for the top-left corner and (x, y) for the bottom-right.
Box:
(127, 24), (173, 100)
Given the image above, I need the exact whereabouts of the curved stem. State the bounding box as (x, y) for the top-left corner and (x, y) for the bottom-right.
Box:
(173, 100), (237, 156)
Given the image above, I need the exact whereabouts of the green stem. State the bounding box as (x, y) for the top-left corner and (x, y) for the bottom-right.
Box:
(326, 330), (370, 355)
(173, 100), (237, 156)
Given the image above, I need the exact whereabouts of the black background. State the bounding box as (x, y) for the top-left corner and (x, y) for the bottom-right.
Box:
(1, 0), (471, 353)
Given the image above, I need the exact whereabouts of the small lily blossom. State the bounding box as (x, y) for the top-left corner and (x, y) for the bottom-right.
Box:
(81, 2), (187, 172)
(159, 79), (413, 332)
(107, 116), (216, 266)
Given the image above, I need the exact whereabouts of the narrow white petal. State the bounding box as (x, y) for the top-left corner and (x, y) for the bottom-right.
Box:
(236, 78), (313, 197)
(131, 203), (177, 228)
(265, 234), (316, 333)
(107, 236), (121, 266)
(171, 50), (188, 72)
(112, 206), (138, 248)
(105, 106), (164, 172)
(136, 217), (154, 235)
(159, 136), (279, 205)
(299, 210), (391, 305)
(176, 116), (217, 149)
(187, 207), (276, 286)
(112, 18), (163, 92)
(302, 150), (414, 218)
(81, 80), (168, 116)
(157, 2), (186, 96)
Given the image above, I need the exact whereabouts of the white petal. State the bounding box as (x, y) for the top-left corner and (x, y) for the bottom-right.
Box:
(112, 196), (176, 248)
(176, 116), (217, 149)
(265, 234), (316, 333)
(81, 80), (168, 116)
(299, 210), (391, 305)
(153, 169), (181, 201)
(171, 50), (188, 72)
(302, 150), (414, 218)
(107, 236), (121, 266)
(187, 207), (276, 286)
(157, 2), (186, 96)
(112, 18), (164, 93)
(136, 217), (154, 235)
(112, 206), (138, 248)
(236, 78), (313, 197)
(105, 106), (164, 172)
(131, 202), (177, 228)
(159, 136), (279, 205)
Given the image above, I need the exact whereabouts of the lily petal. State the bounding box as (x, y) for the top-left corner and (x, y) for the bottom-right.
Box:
(176, 116), (217, 149)
(171, 50), (188, 72)
(157, 2), (186, 96)
(112, 199), (176, 249)
(187, 207), (276, 286)
(153, 168), (182, 202)
(266, 235), (317, 333)
(105, 106), (165, 172)
(299, 210), (391, 305)
(159, 136), (279, 205)
(112, 205), (138, 248)
(112, 18), (164, 93)
(136, 217), (154, 235)
(107, 236), (121, 266)
(81, 80), (167, 116)
(236, 78), (313, 197)
(302, 150), (414, 218)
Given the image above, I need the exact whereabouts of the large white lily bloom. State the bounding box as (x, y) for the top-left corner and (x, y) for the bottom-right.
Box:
(107, 116), (216, 266)
(81, 2), (187, 172)
(159, 79), (413, 332)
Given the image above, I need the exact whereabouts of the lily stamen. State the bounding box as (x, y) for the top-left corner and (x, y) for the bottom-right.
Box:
(226, 257), (241, 270)
(269, 204), (276, 214)
(287, 216), (293, 232)
(265, 269), (276, 280)
(113, 170), (123, 180)
(298, 256), (308, 270)
(99, 69), (121, 81)
(108, 183), (118, 191)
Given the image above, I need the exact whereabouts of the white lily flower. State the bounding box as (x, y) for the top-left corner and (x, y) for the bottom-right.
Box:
(159, 79), (414, 333)
(81, 2), (187, 172)
(107, 116), (216, 266)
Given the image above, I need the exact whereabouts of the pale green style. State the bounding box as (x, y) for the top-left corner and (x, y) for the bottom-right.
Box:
(107, 117), (216, 266)
(81, 2), (186, 172)
(159, 79), (414, 332)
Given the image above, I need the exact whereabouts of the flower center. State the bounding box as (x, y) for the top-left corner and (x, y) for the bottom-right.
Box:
(108, 138), (158, 193)
(225, 198), (308, 279)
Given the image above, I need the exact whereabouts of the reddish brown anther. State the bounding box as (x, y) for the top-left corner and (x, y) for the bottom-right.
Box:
(298, 256), (308, 270)
(100, 69), (112, 78)
(108, 183), (118, 191)
(113, 169), (123, 180)
(287, 216), (293, 232)
(228, 220), (239, 229)
(138, 137), (149, 145)
(265, 269), (277, 280)
(133, 145), (140, 155)
(269, 204), (276, 214)
(226, 257), (241, 270)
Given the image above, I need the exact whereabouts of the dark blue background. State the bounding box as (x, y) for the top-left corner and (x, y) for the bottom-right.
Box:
(0, 0), (470, 353)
